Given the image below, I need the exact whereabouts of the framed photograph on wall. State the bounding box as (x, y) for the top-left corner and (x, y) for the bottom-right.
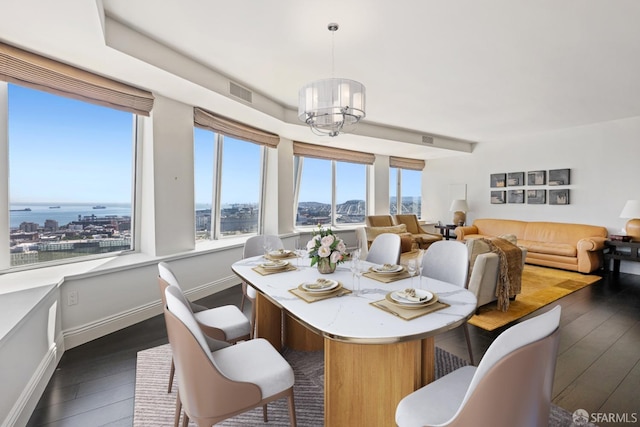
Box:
(491, 191), (506, 204)
(490, 173), (506, 188)
(527, 170), (546, 185)
(508, 189), (525, 204)
(548, 168), (570, 185)
(549, 189), (570, 205)
(527, 190), (546, 204)
(507, 172), (525, 186)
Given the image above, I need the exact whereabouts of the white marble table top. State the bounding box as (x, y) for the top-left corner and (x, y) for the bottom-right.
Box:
(232, 255), (477, 344)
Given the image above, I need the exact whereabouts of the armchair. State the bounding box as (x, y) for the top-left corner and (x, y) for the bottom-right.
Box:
(394, 214), (443, 249)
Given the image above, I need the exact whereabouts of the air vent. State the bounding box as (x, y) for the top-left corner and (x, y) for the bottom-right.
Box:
(229, 82), (253, 103)
(421, 135), (434, 145)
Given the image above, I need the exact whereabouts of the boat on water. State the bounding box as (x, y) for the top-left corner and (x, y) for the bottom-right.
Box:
(10, 208), (31, 211)
(49, 206), (61, 209)
(92, 205), (106, 209)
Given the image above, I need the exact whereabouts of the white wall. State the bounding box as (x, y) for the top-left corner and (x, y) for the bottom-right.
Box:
(424, 115), (640, 274)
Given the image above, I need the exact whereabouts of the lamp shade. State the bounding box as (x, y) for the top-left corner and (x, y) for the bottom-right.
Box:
(619, 200), (640, 218)
(449, 199), (468, 212)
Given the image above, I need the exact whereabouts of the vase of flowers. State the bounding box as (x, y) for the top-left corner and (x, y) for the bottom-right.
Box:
(307, 225), (347, 274)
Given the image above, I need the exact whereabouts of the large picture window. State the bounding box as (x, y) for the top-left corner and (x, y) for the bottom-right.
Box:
(293, 142), (372, 227)
(390, 156), (424, 217)
(194, 129), (264, 239)
(6, 84), (135, 268)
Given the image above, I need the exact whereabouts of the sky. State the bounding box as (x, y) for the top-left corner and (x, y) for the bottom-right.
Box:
(9, 83), (421, 206)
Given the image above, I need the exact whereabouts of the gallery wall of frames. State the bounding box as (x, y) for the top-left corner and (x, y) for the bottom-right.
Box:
(490, 169), (571, 205)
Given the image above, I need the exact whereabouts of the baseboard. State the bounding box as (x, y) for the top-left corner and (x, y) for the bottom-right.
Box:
(3, 335), (63, 427)
(63, 275), (239, 350)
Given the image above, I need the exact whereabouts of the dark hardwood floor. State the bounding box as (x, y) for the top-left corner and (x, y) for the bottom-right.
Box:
(27, 270), (640, 426)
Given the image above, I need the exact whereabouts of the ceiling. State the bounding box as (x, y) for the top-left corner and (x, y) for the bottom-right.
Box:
(2, 0), (640, 159)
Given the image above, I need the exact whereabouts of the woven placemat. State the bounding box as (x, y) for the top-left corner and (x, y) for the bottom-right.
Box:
(363, 269), (411, 283)
(370, 298), (449, 320)
(289, 284), (352, 303)
(252, 263), (298, 275)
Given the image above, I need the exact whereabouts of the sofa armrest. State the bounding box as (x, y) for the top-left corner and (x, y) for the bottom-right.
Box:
(455, 225), (478, 240)
(577, 236), (607, 252)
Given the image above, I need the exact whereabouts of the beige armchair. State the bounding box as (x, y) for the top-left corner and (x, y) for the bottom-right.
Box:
(394, 214), (443, 249)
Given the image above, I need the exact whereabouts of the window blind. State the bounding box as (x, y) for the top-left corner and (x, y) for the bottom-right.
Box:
(293, 141), (375, 165)
(0, 42), (154, 116)
(389, 156), (425, 171)
(194, 107), (279, 148)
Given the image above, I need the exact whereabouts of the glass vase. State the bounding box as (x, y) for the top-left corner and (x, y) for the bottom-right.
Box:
(317, 257), (336, 274)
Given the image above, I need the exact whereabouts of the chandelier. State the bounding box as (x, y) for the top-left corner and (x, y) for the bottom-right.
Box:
(298, 23), (366, 137)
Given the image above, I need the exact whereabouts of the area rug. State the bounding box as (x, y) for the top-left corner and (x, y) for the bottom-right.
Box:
(468, 264), (601, 331)
(134, 343), (591, 426)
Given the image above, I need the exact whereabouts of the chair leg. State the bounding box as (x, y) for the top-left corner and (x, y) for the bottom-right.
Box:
(174, 390), (182, 427)
(240, 293), (246, 312)
(250, 299), (256, 339)
(168, 358), (175, 393)
(288, 391), (297, 427)
(463, 323), (475, 366)
(262, 404), (268, 422)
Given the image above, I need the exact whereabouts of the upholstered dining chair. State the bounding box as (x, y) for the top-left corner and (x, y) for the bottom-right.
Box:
(164, 286), (297, 426)
(157, 262), (251, 394)
(420, 240), (475, 364)
(241, 235), (284, 335)
(366, 233), (401, 265)
(396, 306), (561, 427)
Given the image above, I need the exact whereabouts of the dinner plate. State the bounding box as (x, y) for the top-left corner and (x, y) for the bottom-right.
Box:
(268, 249), (293, 259)
(371, 264), (403, 274)
(260, 260), (289, 270)
(300, 279), (339, 293)
(385, 290), (438, 309)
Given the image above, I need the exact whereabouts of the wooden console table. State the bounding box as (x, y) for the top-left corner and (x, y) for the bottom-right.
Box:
(435, 224), (457, 240)
(603, 240), (640, 273)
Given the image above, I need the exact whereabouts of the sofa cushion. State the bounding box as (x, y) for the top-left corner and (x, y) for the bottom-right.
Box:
(518, 240), (577, 257)
(365, 224), (408, 241)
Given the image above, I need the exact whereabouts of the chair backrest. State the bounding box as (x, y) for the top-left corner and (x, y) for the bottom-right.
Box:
(366, 215), (395, 227)
(243, 235), (284, 258)
(158, 261), (181, 289)
(394, 214), (421, 235)
(421, 240), (469, 287)
(448, 306), (562, 427)
(366, 233), (401, 265)
(164, 286), (262, 423)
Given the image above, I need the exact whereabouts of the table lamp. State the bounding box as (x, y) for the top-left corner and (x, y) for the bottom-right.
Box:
(450, 199), (468, 226)
(620, 200), (640, 242)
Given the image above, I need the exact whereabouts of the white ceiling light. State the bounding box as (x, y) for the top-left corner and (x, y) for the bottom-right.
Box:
(298, 23), (366, 137)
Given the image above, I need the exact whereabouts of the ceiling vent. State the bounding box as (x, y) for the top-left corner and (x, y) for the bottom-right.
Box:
(229, 81), (252, 103)
(421, 135), (434, 145)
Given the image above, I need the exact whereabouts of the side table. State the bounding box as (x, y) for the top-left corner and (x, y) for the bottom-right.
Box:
(434, 224), (458, 240)
(603, 240), (640, 273)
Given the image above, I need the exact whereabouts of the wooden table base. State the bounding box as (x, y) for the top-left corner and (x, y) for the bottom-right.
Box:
(256, 294), (435, 426)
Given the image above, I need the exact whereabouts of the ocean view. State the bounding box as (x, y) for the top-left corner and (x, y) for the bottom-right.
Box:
(9, 203), (132, 229)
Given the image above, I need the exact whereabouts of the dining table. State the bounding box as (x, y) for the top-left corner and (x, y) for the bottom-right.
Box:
(231, 253), (477, 427)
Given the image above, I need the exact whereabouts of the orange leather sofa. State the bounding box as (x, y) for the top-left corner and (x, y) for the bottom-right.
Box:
(455, 218), (608, 273)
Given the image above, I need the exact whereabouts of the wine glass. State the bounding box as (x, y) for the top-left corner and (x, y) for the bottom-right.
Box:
(295, 238), (306, 267)
(262, 236), (272, 258)
(407, 259), (418, 288)
(350, 249), (362, 295)
(415, 250), (425, 289)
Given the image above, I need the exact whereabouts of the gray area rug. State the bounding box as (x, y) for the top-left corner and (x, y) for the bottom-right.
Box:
(134, 343), (589, 426)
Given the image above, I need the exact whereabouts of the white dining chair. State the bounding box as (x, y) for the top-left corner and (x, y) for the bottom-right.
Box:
(241, 235), (284, 335)
(396, 306), (561, 427)
(164, 286), (297, 426)
(420, 240), (475, 364)
(157, 262), (251, 395)
(366, 233), (401, 265)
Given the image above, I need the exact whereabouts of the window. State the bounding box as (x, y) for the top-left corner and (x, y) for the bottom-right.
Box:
(6, 84), (135, 268)
(194, 129), (264, 239)
(390, 157), (424, 217)
(294, 141), (371, 227)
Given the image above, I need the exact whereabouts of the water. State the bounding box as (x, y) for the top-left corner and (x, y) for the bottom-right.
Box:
(9, 203), (132, 229)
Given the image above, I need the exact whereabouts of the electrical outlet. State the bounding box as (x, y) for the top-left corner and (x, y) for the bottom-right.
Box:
(68, 290), (78, 306)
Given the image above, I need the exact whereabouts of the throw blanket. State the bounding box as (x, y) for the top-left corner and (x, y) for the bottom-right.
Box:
(481, 237), (523, 311)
